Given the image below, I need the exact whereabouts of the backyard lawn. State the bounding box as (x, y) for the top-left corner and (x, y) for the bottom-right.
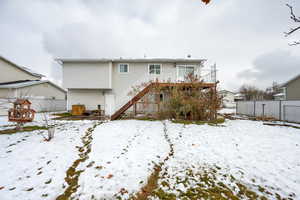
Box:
(0, 114), (299, 199)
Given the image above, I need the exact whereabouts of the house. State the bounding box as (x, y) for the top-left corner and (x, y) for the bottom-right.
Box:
(234, 93), (245, 101)
(0, 56), (67, 115)
(58, 58), (217, 119)
(219, 90), (236, 108)
(274, 74), (300, 100)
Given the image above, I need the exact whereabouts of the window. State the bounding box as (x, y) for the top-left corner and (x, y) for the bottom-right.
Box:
(149, 64), (161, 75)
(177, 65), (195, 81)
(119, 64), (129, 73)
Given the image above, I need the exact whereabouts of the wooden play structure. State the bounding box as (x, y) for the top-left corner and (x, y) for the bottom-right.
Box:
(8, 99), (36, 123)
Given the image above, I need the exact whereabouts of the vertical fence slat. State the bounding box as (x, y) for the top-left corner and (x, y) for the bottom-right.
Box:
(236, 100), (300, 123)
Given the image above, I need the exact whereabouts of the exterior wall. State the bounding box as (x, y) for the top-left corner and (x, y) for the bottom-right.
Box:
(0, 59), (40, 83)
(0, 98), (67, 115)
(67, 89), (105, 111)
(111, 62), (201, 112)
(0, 83), (65, 99)
(62, 60), (202, 115)
(286, 78), (300, 100)
(14, 83), (66, 100)
(63, 62), (112, 89)
(0, 88), (15, 98)
(220, 91), (235, 108)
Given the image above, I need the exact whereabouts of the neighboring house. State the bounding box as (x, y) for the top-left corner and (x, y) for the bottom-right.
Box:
(219, 90), (236, 108)
(234, 93), (245, 102)
(58, 58), (216, 118)
(274, 74), (300, 100)
(0, 56), (67, 115)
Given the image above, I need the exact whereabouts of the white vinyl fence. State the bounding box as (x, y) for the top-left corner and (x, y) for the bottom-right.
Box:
(236, 100), (300, 123)
(0, 98), (67, 115)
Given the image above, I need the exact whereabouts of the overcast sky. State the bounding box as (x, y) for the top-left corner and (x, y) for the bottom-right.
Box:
(0, 0), (299, 91)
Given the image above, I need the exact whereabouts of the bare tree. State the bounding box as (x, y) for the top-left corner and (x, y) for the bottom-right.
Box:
(285, 4), (300, 45)
(37, 99), (57, 141)
(239, 85), (265, 101)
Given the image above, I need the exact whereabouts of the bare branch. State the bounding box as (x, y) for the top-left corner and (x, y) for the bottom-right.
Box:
(285, 4), (300, 45)
(284, 26), (300, 37)
(286, 4), (300, 23)
(289, 41), (300, 46)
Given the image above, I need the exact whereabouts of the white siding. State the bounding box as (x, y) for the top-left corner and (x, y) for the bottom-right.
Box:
(63, 62), (112, 89)
(0, 98), (66, 115)
(67, 89), (105, 111)
(112, 62), (201, 112)
(0, 83), (65, 100)
(0, 59), (40, 83)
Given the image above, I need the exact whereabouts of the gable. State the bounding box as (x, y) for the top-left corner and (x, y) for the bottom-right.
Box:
(0, 57), (41, 83)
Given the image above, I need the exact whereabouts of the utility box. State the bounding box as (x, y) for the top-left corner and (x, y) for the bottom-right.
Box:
(71, 104), (86, 116)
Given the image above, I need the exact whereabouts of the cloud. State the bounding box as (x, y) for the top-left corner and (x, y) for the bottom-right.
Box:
(237, 49), (300, 88)
(0, 0), (299, 90)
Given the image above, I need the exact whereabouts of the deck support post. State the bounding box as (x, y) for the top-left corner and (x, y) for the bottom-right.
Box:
(134, 103), (137, 116)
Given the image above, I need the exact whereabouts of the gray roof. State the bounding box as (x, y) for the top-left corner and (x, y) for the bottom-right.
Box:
(219, 90), (235, 94)
(56, 57), (206, 64)
(281, 74), (300, 87)
(0, 80), (66, 93)
(0, 55), (44, 78)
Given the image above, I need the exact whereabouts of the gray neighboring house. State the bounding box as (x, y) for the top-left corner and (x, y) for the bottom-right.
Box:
(219, 90), (236, 108)
(58, 58), (209, 116)
(274, 74), (300, 100)
(0, 55), (67, 115)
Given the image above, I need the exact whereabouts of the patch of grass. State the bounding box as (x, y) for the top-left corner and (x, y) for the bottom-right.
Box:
(135, 117), (159, 121)
(150, 165), (292, 200)
(172, 117), (225, 126)
(52, 112), (72, 117)
(0, 126), (48, 135)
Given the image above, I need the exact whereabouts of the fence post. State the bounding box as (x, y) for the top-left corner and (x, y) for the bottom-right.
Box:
(283, 105), (286, 124)
(262, 104), (265, 119)
(279, 100), (282, 121)
(253, 101), (256, 117)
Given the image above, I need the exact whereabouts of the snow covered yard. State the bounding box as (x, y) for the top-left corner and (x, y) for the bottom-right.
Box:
(0, 118), (299, 200)
(0, 119), (96, 200)
(151, 120), (300, 199)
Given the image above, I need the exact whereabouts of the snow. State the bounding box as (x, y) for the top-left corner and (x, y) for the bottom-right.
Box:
(158, 120), (300, 198)
(219, 107), (236, 114)
(0, 117), (300, 199)
(75, 120), (170, 199)
(0, 120), (95, 200)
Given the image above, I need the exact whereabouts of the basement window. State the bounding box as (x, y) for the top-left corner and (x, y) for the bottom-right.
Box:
(149, 64), (161, 75)
(119, 63), (129, 73)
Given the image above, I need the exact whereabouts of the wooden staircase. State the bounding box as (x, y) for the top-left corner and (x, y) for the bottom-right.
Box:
(111, 82), (155, 120)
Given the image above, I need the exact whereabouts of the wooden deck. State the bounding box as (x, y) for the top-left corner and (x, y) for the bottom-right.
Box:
(110, 81), (217, 121)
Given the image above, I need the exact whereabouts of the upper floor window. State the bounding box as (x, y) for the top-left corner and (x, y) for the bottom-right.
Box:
(149, 64), (161, 75)
(177, 65), (195, 81)
(119, 64), (129, 73)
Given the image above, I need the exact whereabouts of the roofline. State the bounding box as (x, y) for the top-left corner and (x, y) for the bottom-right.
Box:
(219, 90), (235, 94)
(0, 55), (44, 78)
(281, 74), (300, 87)
(55, 58), (207, 64)
(0, 80), (66, 93)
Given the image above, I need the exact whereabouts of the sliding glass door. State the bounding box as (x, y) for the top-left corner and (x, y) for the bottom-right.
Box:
(177, 65), (195, 81)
